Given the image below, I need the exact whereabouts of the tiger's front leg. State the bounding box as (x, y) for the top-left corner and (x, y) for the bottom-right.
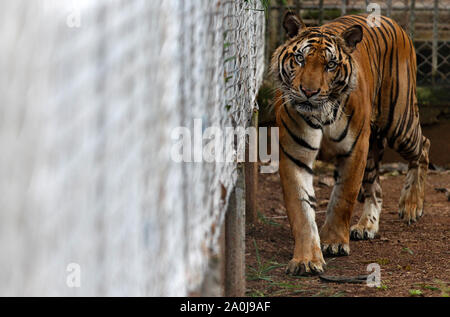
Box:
(320, 123), (370, 256)
(280, 149), (326, 275)
(278, 113), (325, 275)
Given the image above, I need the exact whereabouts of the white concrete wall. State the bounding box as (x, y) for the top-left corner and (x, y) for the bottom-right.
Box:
(0, 0), (265, 296)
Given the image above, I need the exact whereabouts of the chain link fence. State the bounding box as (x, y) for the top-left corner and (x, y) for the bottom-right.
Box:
(0, 0), (265, 296)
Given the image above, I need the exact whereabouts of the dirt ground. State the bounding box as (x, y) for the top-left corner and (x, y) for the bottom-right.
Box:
(246, 164), (450, 297)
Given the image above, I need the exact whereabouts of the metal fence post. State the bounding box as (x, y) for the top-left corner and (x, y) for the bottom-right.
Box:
(224, 164), (246, 297)
(386, 0), (392, 17)
(318, 0), (324, 25)
(265, 1), (271, 68)
(432, 0), (439, 85)
(341, 0), (346, 16)
(294, 0), (302, 15)
(409, 0), (416, 41)
(278, 0), (286, 47)
(245, 110), (259, 225)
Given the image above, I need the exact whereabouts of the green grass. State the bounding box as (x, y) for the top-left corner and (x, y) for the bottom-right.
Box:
(246, 239), (314, 297)
(257, 211), (282, 227)
(377, 283), (389, 291)
(417, 86), (450, 107)
(402, 247), (414, 255)
(375, 258), (390, 265)
(257, 80), (277, 126)
(409, 289), (423, 296)
(247, 289), (266, 297)
(413, 280), (450, 297)
(247, 239), (285, 282)
(311, 287), (346, 297)
(257, 81), (276, 111)
(269, 281), (307, 296)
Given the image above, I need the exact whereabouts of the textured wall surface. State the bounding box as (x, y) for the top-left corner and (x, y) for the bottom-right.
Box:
(0, 0), (264, 296)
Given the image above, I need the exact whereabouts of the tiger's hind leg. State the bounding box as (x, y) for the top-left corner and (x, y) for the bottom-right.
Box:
(350, 132), (386, 240)
(390, 106), (430, 225)
(397, 133), (430, 224)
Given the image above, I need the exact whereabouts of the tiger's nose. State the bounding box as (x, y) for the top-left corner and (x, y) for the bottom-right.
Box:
(300, 85), (320, 98)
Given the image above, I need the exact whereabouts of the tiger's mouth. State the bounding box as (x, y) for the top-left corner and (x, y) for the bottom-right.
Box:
(284, 89), (335, 115)
(293, 101), (318, 113)
(298, 101), (314, 108)
(293, 98), (339, 122)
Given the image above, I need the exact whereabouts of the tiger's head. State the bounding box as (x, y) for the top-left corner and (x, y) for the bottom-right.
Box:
(271, 12), (363, 116)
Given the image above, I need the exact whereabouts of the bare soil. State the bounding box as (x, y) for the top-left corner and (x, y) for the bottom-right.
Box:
(246, 165), (450, 297)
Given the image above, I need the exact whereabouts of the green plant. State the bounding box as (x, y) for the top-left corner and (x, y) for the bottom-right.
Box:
(312, 288), (346, 297)
(247, 239), (285, 282)
(377, 283), (388, 291)
(257, 211), (282, 227)
(402, 247), (414, 255)
(417, 280), (450, 297)
(376, 258), (390, 265)
(409, 289), (423, 296)
(417, 86), (450, 107)
(247, 289), (266, 297)
(257, 80), (277, 126)
(269, 281), (307, 296)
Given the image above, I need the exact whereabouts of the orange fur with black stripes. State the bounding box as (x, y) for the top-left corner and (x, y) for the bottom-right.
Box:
(271, 13), (430, 275)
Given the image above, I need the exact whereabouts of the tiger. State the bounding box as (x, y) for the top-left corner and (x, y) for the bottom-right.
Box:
(271, 12), (430, 276)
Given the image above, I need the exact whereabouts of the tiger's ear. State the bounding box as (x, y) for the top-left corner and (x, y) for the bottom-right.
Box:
(283, 12), (305, 38)
(341, 25), (363, 51)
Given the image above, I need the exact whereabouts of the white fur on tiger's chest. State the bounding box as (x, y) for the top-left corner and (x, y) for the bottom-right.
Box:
(319, 117), (357, 161)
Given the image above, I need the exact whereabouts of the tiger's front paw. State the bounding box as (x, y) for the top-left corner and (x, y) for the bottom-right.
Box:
(286, 239), (325, 276)
(320, 222), (350, 256)
(286, 258), (325, 276)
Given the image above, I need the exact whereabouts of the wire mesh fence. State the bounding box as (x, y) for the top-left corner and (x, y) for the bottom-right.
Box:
(266, 0), (450, 85)
(0, 0), (265, 296)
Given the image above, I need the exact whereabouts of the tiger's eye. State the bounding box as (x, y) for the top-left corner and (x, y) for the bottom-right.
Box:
(327, 61), (337, 69)
(295, 54), (304, 65)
